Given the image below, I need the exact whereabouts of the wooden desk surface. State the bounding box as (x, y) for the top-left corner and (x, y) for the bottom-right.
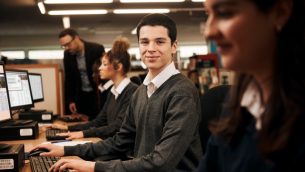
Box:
(0, 120), (101, 172)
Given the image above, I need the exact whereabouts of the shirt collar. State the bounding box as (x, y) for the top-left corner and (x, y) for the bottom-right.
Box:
(111, 78), (130, 99)
(241, 81), (265, 130)
(98, 80), (113, 93)
(143, 62), (180, 88)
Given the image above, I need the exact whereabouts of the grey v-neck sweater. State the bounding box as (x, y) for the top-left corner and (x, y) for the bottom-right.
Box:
(65, 74), (202, 172)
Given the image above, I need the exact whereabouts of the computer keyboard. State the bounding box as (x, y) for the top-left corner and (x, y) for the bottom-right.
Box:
(57, 116), (83, 122)
(29, 156), (69, 172)
(45, 129), (68, 140)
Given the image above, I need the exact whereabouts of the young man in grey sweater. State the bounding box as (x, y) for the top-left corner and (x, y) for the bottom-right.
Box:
(32, 13), (202, 172)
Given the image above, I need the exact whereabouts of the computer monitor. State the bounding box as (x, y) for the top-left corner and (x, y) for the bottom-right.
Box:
(0, 62), (12, 123)
(5, 69), (34, 111)
(0, 62), (13, 150)
(28, 73), (44, 103)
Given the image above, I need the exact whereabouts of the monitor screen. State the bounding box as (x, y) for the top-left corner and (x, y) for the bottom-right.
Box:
(28, 73), (44, 102)
(5, 69), (34, 110)
(0, 63), (12, 122)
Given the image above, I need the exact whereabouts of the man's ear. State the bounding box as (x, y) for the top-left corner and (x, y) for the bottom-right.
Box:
(74, 35), (82, 44)
(272, 0), (293, 32)
(171, 40), (177, 54)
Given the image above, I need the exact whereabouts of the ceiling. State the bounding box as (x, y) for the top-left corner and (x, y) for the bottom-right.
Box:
(0, 0), (207, 51)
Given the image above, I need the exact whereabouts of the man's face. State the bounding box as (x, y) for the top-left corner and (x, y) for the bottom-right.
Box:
(139, 25), (177, 76)
(59, 35), (79, 54)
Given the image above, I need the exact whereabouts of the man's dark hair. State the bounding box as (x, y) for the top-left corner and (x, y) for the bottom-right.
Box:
(136, 13), (177, 44)
(58, 28), (79, 38)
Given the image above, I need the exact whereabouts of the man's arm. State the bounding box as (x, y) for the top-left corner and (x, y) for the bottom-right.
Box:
(64, 106), (137, 161)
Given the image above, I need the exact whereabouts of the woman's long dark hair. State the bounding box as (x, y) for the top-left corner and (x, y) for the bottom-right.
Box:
(210, 0), (305, 161)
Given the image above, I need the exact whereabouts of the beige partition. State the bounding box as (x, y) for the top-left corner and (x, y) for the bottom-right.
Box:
(6, 64), (63, 115)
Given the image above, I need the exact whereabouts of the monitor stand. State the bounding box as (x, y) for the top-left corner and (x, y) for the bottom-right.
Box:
(0, 143), (11, 151)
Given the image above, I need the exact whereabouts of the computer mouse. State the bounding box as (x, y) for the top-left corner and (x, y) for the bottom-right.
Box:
(29, 148), (49, 157)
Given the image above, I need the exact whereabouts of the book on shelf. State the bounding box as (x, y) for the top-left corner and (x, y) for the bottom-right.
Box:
(195, 54), (220, 94)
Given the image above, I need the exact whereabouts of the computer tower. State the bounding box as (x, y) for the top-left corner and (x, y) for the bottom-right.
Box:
(19, 110), (53, 123)
(0, 144), (24, 172)
(0, 121), (39, 141)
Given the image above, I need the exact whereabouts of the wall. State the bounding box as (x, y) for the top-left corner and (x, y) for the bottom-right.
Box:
(6, 64), (63, 115)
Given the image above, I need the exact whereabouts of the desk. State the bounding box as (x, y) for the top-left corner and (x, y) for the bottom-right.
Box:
(0, 120), (101, 172)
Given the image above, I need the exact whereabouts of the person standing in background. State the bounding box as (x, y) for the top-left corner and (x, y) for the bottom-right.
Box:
(198, 0), (305, 171)
(59, 28), (105, 120)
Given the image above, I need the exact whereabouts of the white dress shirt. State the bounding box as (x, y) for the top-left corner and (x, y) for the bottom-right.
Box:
(98, 80), (114, 93)
(111, 78), (131, 99)
(143, 62), (180, 97)
(241, 81), (265, 130)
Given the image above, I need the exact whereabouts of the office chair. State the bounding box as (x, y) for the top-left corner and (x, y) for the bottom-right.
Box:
(199, 85), (231, 154)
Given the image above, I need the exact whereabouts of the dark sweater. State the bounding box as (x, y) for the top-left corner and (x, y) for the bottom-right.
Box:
(65, 73), (202, 172)
(197, 107), (305, 172)
(68, 82), (138, 139)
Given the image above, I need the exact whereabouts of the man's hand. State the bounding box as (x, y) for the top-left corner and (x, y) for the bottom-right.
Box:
(30, 143), (64, 157)
(69, 102), (77, 114)
(48, 159), (95, 172)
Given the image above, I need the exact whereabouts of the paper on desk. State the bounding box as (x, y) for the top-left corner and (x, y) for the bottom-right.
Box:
(43, 140), (92, 146)
(38, 123), (52, 127)
(53, 141), (92, 146)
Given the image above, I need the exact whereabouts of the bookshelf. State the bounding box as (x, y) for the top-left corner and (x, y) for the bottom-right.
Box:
(187, 53), (233, 94)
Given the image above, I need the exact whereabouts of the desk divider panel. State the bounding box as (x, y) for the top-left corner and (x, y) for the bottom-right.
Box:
(6, 64), (64, 116)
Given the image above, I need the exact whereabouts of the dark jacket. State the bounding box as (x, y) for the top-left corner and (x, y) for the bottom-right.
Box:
(63, 41), (105, 104)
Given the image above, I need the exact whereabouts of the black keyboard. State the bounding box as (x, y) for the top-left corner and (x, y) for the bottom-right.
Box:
(29, 156), (69, 172)
(57, 116), (83, 122)
(46, 129), (68, 140)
